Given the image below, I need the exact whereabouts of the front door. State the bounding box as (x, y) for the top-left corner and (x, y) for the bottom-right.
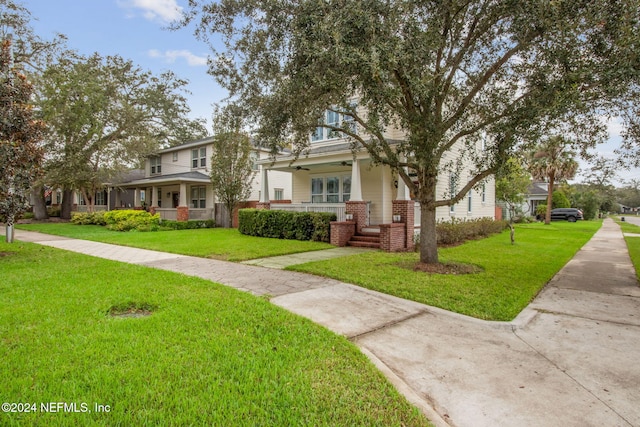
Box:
(172, 192), (180, 208)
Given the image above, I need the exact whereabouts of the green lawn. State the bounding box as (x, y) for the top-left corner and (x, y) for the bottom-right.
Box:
(289, 221), (602, 321)
(0, 241), (429, 426)
(16, 223), (333, 261)
(612, 216), (640, 280)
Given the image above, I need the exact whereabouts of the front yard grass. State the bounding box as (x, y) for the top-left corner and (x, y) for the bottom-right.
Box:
(16, 223), (332, 261)
(0, 241), (428, 426)
(612, 216), (640, 280)
(289, 221), (602, 321)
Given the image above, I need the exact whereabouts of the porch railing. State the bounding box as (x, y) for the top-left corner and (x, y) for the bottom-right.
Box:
(155, 208), (214, 221)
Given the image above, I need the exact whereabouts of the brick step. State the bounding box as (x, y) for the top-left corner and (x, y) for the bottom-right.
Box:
(347, 231), (381, 249)
(347, 240), (381, 249)
(350, 235), (380, 243)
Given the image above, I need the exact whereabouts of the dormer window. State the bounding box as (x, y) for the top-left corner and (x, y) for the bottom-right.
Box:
(192, 147), (206, 168)
(150, 157), (161, 175)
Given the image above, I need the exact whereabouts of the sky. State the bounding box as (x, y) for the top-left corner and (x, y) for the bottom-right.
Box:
(23, 0), (640, 186)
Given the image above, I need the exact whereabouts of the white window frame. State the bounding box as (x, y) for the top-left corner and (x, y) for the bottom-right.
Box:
(190, 185), (206, 208)
(449, 173), (457, 213)
(192, 148), (206, 169)
(274, 188), (284, 200)
(310, 105), (358, 143)
(310, 175), (352, 203)
(150, 157), (161, 175)
(172, 152), (178, 162)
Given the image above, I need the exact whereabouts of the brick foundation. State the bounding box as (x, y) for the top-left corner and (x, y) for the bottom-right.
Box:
(392, 200), (415, 251)
(176, 206), (189, 222)
(330, 221), (356, 247)
(379, 223), (406, 252)
(255, 202), (271, 210)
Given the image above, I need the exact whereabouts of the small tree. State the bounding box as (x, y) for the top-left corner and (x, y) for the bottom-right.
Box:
(0, 38), (44, 242)
(529, 136), (578, 225)
(496, 157), (531, 244)
(209, 113), (255, 227)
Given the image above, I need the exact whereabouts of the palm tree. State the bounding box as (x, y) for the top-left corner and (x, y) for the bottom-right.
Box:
(529, 136), (579, 225)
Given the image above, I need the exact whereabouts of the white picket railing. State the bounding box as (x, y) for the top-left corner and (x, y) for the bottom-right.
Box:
(270, 203), (348, 222)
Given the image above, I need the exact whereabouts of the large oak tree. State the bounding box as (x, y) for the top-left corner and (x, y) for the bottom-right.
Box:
(182, 0), (640, 263)
(38, 53), (208, 216)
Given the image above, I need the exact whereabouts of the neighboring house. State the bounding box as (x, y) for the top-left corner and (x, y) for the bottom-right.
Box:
(525, 181), (549, 217)
(256, 106), (496, 249)
(122, 136), (292, 223)
(39, 169), (145, 213)
(497, 181), (549, 221)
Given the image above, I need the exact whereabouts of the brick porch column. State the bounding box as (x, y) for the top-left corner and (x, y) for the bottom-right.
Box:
(393, 199), (415, 250)
(345, 200), (368, 234)
(256, 202), (270, 210)
(176, 206), (189, 221)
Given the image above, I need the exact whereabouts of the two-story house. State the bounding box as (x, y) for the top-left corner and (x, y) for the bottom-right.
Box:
(123, 136), (292, 225)
(257, 106), (496, 248)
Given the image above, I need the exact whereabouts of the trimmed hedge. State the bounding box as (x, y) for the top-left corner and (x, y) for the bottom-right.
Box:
(238, 209), (335, 242)
(160, 219), (215, 230)
(435, 217), (508, 246)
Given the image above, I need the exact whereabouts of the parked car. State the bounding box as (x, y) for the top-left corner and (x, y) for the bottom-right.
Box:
(550, 208), (584, 222)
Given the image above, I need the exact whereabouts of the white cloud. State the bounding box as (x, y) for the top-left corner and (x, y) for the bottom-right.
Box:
(148, 49), (207, 66)
(118, 0), (183, 23)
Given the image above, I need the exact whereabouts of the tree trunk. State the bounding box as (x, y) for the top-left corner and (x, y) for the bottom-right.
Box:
(60, 188), (74, 220)
(5, 218), (15, 243)
(31, 187), (49, 220)
(419, 202), (439, 264)
(545, 175), (555, 225)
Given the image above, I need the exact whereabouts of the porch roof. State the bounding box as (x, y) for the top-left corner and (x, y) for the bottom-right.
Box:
(259, 139), (403, 171)
(124, 171), (210, 187)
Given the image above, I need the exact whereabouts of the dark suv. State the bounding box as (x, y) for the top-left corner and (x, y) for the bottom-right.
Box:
(550, 208), (584, 222)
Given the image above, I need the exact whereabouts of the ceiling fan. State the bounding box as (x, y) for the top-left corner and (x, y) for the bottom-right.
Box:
(294, 166), (310, 171)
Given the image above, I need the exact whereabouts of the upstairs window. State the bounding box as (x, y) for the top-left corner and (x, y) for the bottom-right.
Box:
(192, 147), (206, 168)
(150, 157), (161, 174)
(311, 105), (358, 142)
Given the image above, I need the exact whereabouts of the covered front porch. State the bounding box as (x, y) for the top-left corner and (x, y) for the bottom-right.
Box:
(257, 148), (416, 251)
(123, 172), (214, 222)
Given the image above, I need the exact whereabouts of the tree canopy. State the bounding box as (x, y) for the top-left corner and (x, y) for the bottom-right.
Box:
(0, 38), (44, 241)
(183, 0), (640, 263)
(38, 53), (208, 213)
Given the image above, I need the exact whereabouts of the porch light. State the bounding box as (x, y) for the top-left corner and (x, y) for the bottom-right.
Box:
(345, 213), (354, 221)
(393, 215), (402, 223)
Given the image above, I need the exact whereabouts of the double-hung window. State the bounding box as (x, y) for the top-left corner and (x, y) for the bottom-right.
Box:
(449, 173), (457, 213)
(150, 157), (161, 174)
(192, 148), (206, 168)
(190, 186), (206, 208)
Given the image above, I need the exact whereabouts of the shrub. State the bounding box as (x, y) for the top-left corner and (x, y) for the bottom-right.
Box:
(160, 219), (216, 230)
(433, 217), (508, 246)
(103, 210), (160, 232)
(71, 211), (107, 225)
(238, 209), (335, 242)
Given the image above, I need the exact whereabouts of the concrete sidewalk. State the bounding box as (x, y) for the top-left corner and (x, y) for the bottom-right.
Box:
(7, 219), (640, 426)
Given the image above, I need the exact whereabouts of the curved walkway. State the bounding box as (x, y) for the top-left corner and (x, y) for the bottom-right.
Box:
(7, 218), (640, 427)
